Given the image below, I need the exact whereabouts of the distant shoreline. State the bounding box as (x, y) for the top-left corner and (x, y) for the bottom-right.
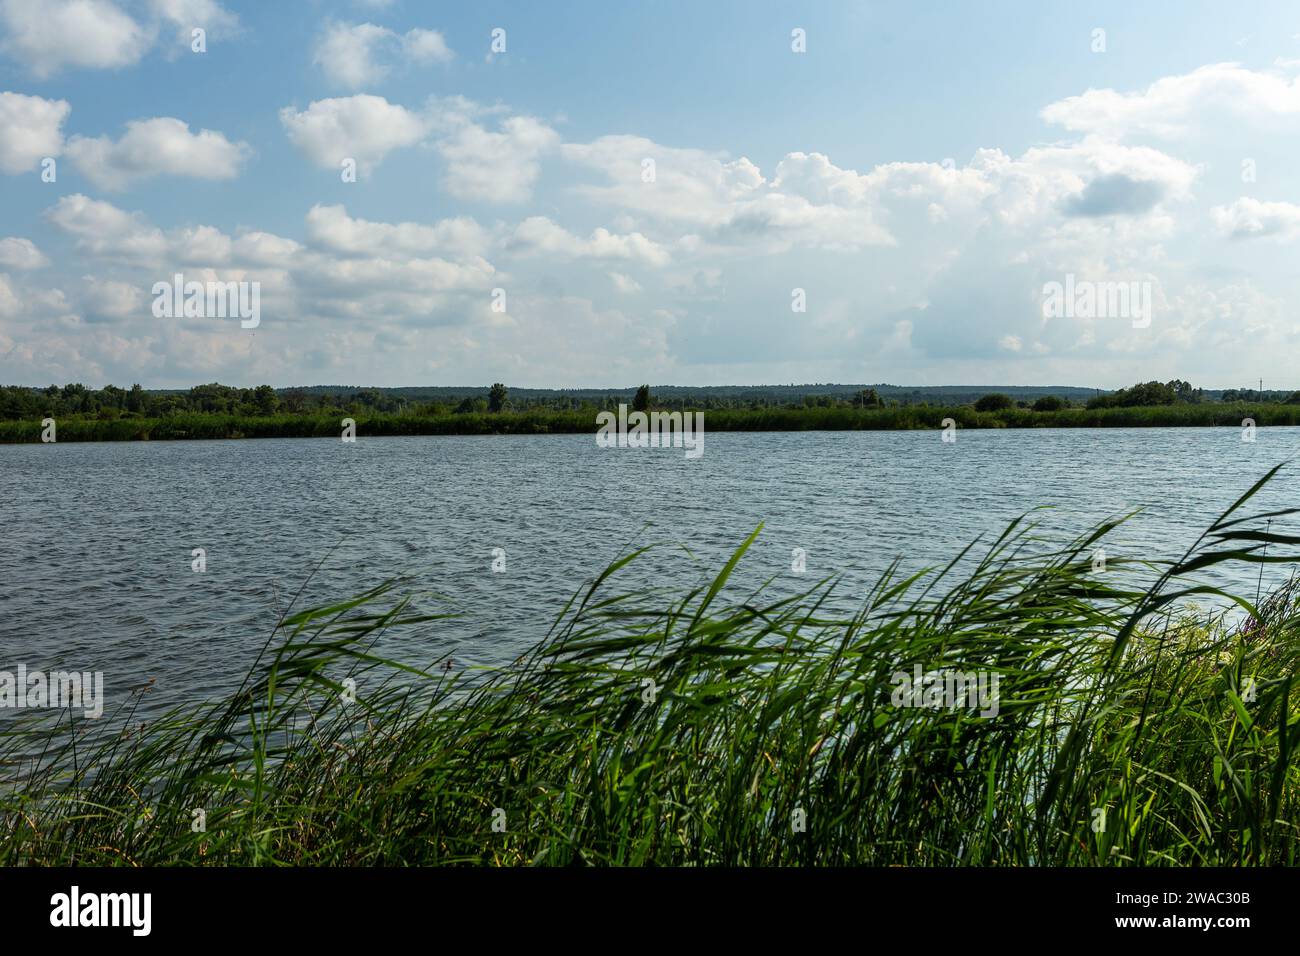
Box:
(2, 402), (1295, 443)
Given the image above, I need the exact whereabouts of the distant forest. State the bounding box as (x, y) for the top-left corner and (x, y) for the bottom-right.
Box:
(1, 379), (1293, 421)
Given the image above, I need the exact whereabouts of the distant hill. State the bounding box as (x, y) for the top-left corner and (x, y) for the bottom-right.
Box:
(271, 383), (1106, 405)
(17, 382), (1279, 406)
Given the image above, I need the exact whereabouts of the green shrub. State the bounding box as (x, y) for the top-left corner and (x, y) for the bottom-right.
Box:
(974, 393), (1015, 412)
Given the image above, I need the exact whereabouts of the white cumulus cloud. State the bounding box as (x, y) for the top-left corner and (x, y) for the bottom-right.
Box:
(280, 95), (429, 177)
(65, 117), (251, 190)
(435, 113), (559, 203)
(0, 0), (150, 78)
(305, 204), (491, 259)
(0, 237), (49, 269)
(0, 0), (239, 76)
(45, 194), (168, 262)
(313, 21), (452, 89)
(1211, 197), (1300, 240)
(509, 216), (669, 266)
(1041, 62), (1300, 139)
(0, 91), (70, 173)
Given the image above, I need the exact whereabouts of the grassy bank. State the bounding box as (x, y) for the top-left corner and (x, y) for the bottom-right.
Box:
(3, 469), (1299, 866)
(2, 401), (1298, 443)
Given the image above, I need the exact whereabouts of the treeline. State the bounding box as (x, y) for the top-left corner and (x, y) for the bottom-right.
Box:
(1085, 379), (1202, 408)
(0, 383), (404, 420)
(0, 381), (994, 419)
(2, 378), (1295, 427)
(0, 381), (959, 418)
(972, 379), (1300, 412)
(5, 398), (1300, 444)
(264, 382), (1105, 406)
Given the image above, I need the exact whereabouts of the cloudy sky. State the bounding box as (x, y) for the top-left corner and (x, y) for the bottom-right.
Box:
(1, 0), (1299, 389)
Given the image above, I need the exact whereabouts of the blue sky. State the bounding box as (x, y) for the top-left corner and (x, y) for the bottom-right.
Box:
(1, 0), (1299, 389)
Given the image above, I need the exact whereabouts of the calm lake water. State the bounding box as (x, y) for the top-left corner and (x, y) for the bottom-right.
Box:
(3, 427), (1299, 717)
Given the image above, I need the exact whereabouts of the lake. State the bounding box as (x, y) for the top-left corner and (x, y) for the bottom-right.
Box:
(3, 427), (1298, 717)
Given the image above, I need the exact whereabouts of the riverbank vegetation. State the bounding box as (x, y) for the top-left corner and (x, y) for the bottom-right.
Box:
(2, 470), (1298, 865)
(2, 379), (1298, 442)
